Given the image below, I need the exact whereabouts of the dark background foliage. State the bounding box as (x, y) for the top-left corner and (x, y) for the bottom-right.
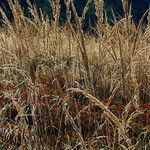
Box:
(0, 0), (149, 28)
(104, 0), (150, 26)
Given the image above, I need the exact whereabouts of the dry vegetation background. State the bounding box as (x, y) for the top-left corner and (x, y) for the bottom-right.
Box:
(0, 1), (150, 150)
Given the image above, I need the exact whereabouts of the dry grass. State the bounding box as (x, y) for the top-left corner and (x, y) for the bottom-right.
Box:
(0, 1), (150, 150)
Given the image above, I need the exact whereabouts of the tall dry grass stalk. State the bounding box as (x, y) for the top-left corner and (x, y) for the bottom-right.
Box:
(0, 0), (150, 149)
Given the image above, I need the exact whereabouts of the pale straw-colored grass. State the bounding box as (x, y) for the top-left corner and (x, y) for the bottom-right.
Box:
(0, 0), (150, 149)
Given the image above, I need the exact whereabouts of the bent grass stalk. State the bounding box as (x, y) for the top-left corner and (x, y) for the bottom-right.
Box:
(67, 88), (132, 148)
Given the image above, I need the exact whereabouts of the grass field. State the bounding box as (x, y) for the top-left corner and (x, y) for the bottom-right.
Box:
(0, 1), (150, 150)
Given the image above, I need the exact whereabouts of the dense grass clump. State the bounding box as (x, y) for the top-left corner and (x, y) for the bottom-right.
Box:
(0, 1), (150, 149)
